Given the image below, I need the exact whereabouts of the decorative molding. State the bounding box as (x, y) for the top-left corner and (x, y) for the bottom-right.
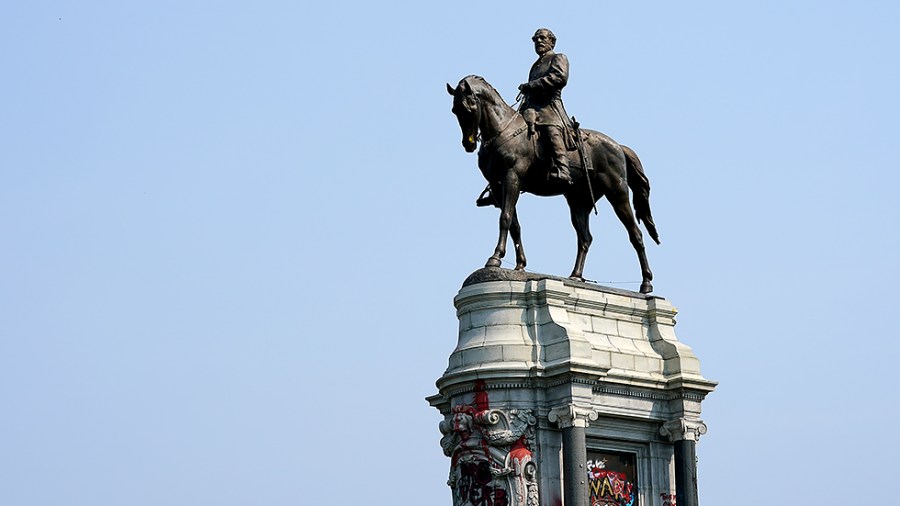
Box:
(659, 418), (708, 442)
(547, 376), (598, 387)
(548, 405), (599, 428)
(440, 382), (710, 408)
(442, 380), (537, 398)
(594, 384), (710, 402)
(442, 376), (602, 398)
(439, 406), (539, 506)
(595, 385), (671, 400)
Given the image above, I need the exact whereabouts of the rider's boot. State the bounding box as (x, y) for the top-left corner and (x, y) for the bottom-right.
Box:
(476, 186), (497, 207)
(549, 164), (573, 184)
(546, 126), (573, 184)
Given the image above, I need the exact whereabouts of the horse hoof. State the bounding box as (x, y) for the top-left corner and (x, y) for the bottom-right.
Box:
(485, 257), (502, 268)
(640, 281), (653, 294)
(569, 275), (585, 282)
(514, 264), (526, 271)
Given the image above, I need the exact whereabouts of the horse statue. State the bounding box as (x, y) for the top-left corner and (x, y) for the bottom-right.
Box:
(447, 75), (660, 293)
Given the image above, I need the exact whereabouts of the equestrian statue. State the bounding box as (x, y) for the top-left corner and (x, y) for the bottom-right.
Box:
(447, 28), (660, 293)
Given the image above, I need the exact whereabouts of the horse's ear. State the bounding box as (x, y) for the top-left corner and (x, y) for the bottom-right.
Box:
(446, 83), (455, 96)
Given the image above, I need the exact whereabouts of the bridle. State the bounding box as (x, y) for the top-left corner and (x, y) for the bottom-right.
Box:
(461, 79), (526, 152)
(479, 112), (526, 151)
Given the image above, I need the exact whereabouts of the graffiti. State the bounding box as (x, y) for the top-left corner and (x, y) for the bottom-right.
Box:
(586, 451), (637, 506)
(588, 469), (635, 506)
(440, 383), (539, 506)
(587, 458), (608, 470)
(458, 461), (509, 506)
(474, 379), (490, 411)
(660, 493), (676, 506)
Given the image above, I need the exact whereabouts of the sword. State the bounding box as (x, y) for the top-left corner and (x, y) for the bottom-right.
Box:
(572, 117), (598, 215)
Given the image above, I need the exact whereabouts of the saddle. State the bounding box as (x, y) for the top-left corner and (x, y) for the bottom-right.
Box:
(475, 123), (587, 207)
(531, 129), (586, 170)
(522, 109), (584, 169)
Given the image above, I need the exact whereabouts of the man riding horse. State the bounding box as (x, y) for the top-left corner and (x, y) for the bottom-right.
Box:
(448, 32), (660, 292)
(477, 28), (576, 207)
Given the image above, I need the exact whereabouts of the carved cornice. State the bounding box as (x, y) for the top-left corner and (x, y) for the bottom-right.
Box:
(439, 379), (712, 402)
(548, 405), (599, 428)
(440, 375), (601, 398)
(543, 375), (601, 388)
(659, 418), (708, 442)
(594, 384), (710, 402)
(442, 380), (537, 398)
(595, 385), (671, 401)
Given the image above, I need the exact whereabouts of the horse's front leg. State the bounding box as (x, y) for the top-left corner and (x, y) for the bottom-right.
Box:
(510, 207), (526, 270)
(486, 172), (521, 268)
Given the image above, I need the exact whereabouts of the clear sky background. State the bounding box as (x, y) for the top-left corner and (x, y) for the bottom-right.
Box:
(2, 1), (899, 505)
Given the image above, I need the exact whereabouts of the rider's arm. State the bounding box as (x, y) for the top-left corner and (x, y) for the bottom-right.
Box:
(526, 54), (569, 92)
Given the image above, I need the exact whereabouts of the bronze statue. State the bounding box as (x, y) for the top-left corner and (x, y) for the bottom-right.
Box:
(447, 31), (660, 293)
(518, 28), (574, 184)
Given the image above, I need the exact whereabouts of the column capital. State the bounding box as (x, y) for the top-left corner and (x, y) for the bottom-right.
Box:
(548, 405), (598, 428)
(660, 418), (708, 442)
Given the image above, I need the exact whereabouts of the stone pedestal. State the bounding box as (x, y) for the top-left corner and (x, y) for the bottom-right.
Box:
(427, 269), (716, 506)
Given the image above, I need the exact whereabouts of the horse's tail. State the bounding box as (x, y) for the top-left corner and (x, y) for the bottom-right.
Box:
(623, 145), (660, 244)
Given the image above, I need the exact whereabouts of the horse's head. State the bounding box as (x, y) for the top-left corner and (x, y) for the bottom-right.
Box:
(447, 76), (482, 153)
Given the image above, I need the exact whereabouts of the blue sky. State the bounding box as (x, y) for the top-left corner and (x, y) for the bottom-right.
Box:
(2, 1), (899, 504)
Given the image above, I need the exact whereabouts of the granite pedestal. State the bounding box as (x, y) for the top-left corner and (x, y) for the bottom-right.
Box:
(427, 268), (716, 506)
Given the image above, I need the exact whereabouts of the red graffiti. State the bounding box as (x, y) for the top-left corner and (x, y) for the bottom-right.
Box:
(446, 383), (534, 506)
(448, 382), (492, 468)
(474, 379), (490, 411)
(588, 469), (627, 481)
(458, 460), (509, 506)
(588, 468), (635, 506)
(448, 383), (495, 487)
(472, 380), (492, 460)
(660, 493), (676, 506)
(449, 405), (479, 467)
(508, 436), (532, 462)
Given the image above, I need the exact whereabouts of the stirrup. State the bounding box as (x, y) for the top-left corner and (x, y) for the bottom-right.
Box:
(548, 168), (573, 184)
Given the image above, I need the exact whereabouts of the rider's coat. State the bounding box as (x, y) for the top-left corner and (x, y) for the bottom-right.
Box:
(520, 51), (575, 148)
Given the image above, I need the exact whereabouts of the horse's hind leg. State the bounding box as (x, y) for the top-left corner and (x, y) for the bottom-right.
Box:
(567, 200), (593, 281)
(606, 182), (654, 293)
(510, 208), (527, 270)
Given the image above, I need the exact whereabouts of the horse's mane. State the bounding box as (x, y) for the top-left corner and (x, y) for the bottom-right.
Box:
(464, 75), (506, 106)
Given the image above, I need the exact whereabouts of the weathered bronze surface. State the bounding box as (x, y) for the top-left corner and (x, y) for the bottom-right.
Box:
(518, 28), (574, 183)
(447, 30), (660, 293)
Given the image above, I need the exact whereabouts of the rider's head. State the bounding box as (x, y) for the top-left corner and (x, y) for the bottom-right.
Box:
(532, 28), (556, 56)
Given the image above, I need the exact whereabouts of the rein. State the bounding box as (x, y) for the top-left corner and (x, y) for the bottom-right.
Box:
(479, 112), (526, 151)
(464, 77), (526, 152)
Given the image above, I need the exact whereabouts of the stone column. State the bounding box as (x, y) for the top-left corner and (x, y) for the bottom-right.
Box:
(661, 419), (707, 506)
(429, 269), (717, 506)
(549, 406), (598, 506)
